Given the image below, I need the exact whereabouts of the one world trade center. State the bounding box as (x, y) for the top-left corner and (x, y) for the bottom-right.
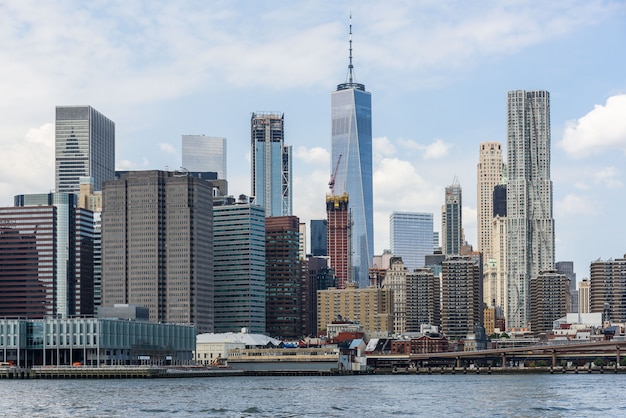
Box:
(330, 17), (373, 288)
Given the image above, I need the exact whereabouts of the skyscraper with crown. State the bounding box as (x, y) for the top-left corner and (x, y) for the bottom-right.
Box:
(330, 16), (373, 288)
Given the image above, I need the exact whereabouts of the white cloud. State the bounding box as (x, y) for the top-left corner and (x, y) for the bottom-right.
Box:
(294, 146), (330, 165)
(594, 166), (622, 188)
(293, 168), (330, 224)
(373, 136), (396, 159)
(372, 157), (441, 253)
(159, 143), (176, 154)
(462, 205), (477, 247)
(0, 124), (54, 205)
(116, 158), (150, 170)
(560, 94), (626, 158)
(396, 137), (451, 159)
(555, 193), (598, 217)
(423, 138), (452, 160)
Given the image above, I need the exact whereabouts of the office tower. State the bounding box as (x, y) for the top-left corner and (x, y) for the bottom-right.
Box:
(390, 212), (434, 271)
(251, 112), (292, 217)
(578, 278), (590, 314)
(1, 193), (93, 318)
(182, 135), (227, 179)
(406, 268), (441, 332)
(590, 255), (626, 322)
(506, 90), (555, 329)
(530, 270), (567, 333)
(477, 142), (504, 260)
(326, 194), (350, 289)
(55, 105), (115, 193)
(382, 257), (408, 335)
(213, 197), (266, 334)
(441, 256), (482, 339)
(265, 216), (305, 338)
(442, 178), (462, 256)
(317, 285), (393, 335)
(556, 261), (577, 312)
(101, 170), (214, 333)
(330, 18), (373, 288)
(310, 219), (328, 256)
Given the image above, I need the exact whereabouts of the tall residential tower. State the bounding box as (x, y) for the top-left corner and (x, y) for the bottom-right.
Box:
(442, 178), (462, 256)
(330, 17), (373, 287)
(506, 90), (554, 329)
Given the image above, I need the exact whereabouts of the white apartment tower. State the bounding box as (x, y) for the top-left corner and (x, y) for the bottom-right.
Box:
(506, 90), (555, 329)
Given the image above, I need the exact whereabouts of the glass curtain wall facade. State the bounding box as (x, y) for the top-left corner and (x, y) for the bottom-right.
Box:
(251, 112), (292, 217)
(331, 83), (373, 288)
(389, 212), (434, 271)
(181, 135), (227, 179)
(213, 202), (266, 334)
(506, 90), (554, 329)
(55, 106), (115, 193)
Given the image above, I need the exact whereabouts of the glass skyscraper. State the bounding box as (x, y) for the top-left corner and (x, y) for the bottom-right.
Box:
(251, 112), (292, 217)
(181, 135), (227, 179)
(330, 19), (373, 288)
(390, 212), (434, 271)
(55, 105), (115, 193)
(506, 90), (554, 329)
(213, 198), (266, 334)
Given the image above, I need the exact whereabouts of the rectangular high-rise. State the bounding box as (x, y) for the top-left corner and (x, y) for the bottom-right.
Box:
(310, 219), (328, 256)
(55, 105), (115, 193)
(330, 19), (373, 288)
(251, 112), (292, 217)
(213, 198), (266, 334)
(101, 170), (214, 333)
(265, 216), (305, 339)
(326, 194), (351, 289)
(442, 179), (462, 256)
(1, 193), (93, 318)
(441, 256), (482, 339)
(590, 255), (626, 322)
(506, 90), (555, 329)
(182, 135), (227, 179)
(390, 212), (434, 271)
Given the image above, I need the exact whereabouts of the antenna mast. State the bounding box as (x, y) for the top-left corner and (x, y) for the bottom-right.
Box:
(348, 14), (354, 84)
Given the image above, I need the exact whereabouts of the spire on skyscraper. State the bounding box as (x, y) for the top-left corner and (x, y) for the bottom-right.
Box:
(338, 15), (365, 91)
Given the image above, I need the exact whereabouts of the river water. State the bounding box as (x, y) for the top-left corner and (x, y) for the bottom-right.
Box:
(1, 374), (624, 417)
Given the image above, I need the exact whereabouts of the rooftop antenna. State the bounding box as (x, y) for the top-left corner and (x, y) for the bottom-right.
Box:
(337, 13), (365, 91)
(348, 13), (354, 84)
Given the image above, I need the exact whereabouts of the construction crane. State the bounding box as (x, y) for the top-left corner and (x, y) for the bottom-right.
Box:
(328, 154), (342, 195)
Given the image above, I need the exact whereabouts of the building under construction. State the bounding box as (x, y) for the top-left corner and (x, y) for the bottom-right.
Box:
(326, 194), (351, 289)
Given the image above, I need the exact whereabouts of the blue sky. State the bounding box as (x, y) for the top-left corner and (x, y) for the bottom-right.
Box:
(1, 0), (626, 280)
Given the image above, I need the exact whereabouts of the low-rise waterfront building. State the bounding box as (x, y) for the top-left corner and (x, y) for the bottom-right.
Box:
(0, 317), (195, 368)
(194, 330), (281, 366)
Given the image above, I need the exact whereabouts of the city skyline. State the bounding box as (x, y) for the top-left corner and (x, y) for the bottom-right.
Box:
(1, 2), (626, 279)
